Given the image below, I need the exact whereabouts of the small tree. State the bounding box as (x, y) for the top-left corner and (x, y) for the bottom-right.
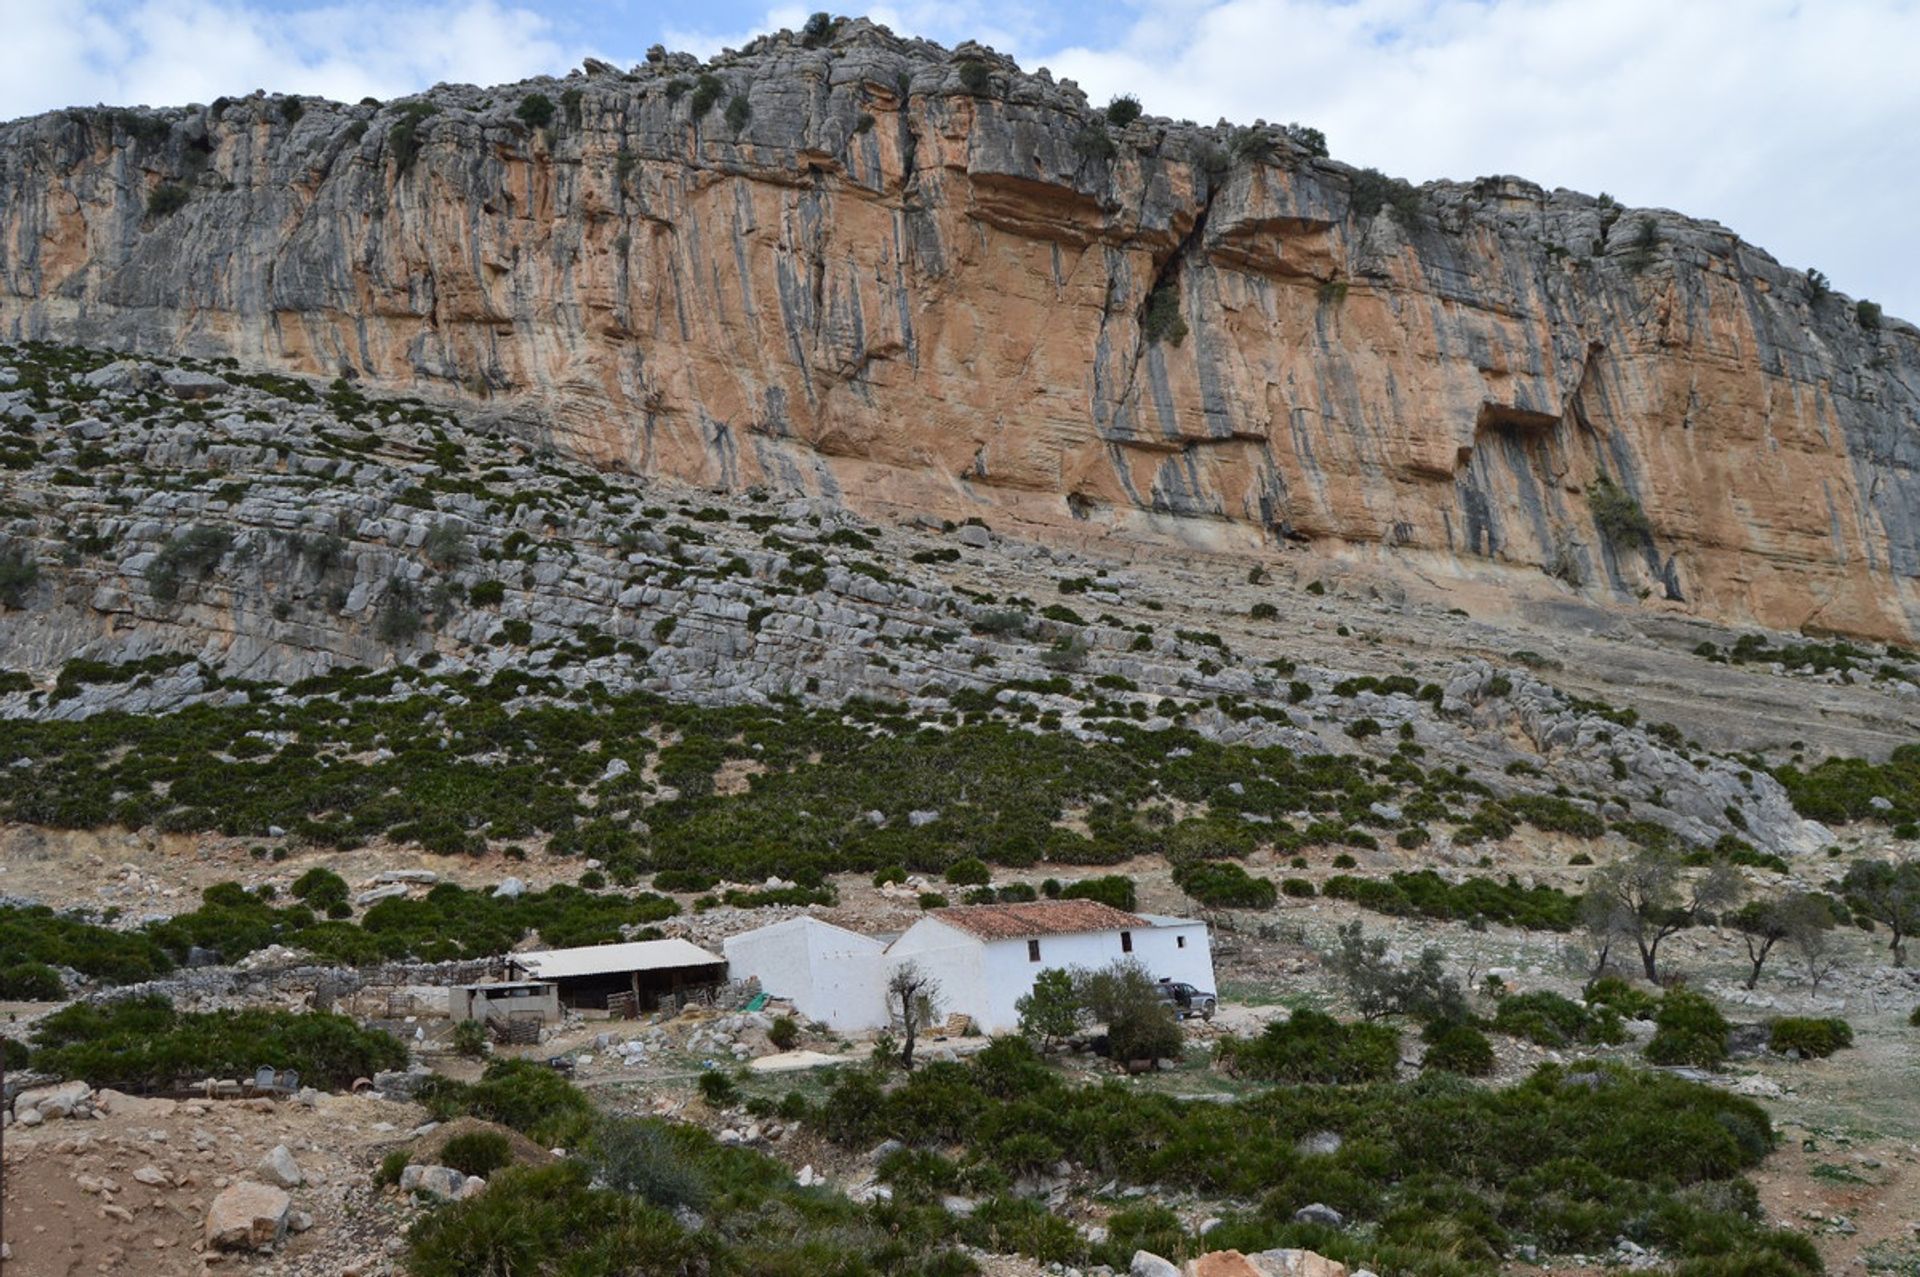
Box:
(1791, 915), (1843, 995)
(1104, 95), (1142, 128)
(1842, 859), (1920, 967)
(1327, 921), (1465, 1022)
(1073, 959), (1182, 1066)
(887, 961), (941, 1071)
(1587, 847), (1742, 983)
(1015, 968), (1079, 1051)
(516, 94), (555, 129)
(1730, 891), (1829, 990)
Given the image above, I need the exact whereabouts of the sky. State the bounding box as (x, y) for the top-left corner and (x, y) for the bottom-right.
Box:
(2, 0), (1917, 322)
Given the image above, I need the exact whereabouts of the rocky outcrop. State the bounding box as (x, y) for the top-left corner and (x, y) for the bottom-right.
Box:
(0, 20), (1914, 640)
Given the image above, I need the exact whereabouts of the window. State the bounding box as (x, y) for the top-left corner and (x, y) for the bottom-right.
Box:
(1176, 936), (1186, 949)
(1120, 931), (1133, 953)
(1027, 939), (1041, 962)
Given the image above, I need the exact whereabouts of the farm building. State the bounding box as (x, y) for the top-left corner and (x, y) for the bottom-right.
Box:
(723, 901), (1215, 1034)
(448, 979), (562, 1028)
(506, 938), (727, 1014)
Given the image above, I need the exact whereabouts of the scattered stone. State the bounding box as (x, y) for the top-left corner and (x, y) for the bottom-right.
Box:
(204, 1182), (291, 1251)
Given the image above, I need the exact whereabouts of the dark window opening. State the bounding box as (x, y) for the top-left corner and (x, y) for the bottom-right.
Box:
(1120, 930), (1133, 953)
(1027, 939), (1041, 962)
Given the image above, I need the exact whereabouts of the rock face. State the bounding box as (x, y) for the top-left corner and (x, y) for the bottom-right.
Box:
(0, 20), (1914, 640)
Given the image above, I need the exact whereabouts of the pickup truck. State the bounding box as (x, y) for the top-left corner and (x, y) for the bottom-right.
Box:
(1155, 980), (1217, 1021)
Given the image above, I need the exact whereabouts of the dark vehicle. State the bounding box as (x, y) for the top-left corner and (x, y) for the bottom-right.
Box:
(1156, 980), (1217, 1020)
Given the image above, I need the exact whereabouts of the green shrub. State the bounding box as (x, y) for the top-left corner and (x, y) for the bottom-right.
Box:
(150, 526), (233, 601)
(290, 866), (349, 910)
(388, 102), (440, 172)
(918, 891), (949, 910)
(420, 1058), (596, 1147)
(1143, 283), (1188, 346)
(768, 1016), (799, 1051)
(1646, 989), (1731, 1068)
(31, 996), (406, 1091)
(468, 579), (505, 606)
(375, 1148), (411, 1186)
(0, 547), (38, 608)
(690, 74), (724, 117)
(697, 1069), (739, 1107)
(1349, 168), (1421, 223)
(1422, 1021), (1495, 1076)
(1492, 991), (1623, 1047)
(585, 1117), (709, 1211)
(1588, 476), (1652, 544)
(1767, 1017), (1851, 1058)
(945, 857), (990, 886)
(1856, 299), (1882, 330)
(439, 1129), (513, 1177)
(0, 962), (65, 1000)
(0, 905), (171, 984)
(956, 61), (991, 94)
(1060, 874), (1136, 912)
(1280, 877), (1315, 898)
(724, 95), (751, 133)
(515, 94), (555, 128)
(1172, 860), (1276, 908)
(1104, 95), (1143, 127)
(1586, 976), (1658, 1020)
(451, 1019), (488, 1059)
(147, 184), (191, 217)
(1219, 1009), (1399, 1083)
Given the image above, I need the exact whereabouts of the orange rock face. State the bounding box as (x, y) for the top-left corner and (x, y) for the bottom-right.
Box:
(2, 24), (1915, 638)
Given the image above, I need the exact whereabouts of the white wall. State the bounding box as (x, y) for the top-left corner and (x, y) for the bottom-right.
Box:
(888, 918), (1217, 1034)
(722, 917), (887, 1032)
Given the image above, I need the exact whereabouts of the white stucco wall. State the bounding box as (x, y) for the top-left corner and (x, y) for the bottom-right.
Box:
(722, 917), (887, 1031)
(886, 917), (1219, 1034)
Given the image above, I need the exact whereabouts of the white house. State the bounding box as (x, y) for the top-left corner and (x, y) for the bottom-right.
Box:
(720, 916), (889, 1031)
(723, 900), (1216, 1035)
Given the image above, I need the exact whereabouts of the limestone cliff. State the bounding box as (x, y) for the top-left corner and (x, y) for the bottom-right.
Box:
(2, 19), (1916, 639)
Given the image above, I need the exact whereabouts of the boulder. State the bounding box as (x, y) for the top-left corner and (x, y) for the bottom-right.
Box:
(399, 1164), (468, 1201)
(1291, 1203), (1344, 1229)
(1132, 1252), (1181, 1277)
(256, 1144), (304, 1188)
(1187, 1251), (1350, 1277)
(205, 1181), (292, 1251)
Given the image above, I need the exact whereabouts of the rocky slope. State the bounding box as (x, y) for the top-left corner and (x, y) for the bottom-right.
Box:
(7, 341), (1905, 860)
(1, 19), (1916, 641)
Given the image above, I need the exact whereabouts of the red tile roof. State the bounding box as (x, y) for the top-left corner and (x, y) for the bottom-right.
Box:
(929, 900), (1147, 941)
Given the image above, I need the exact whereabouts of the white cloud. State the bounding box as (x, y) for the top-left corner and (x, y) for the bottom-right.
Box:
(0, 0), (594, 118)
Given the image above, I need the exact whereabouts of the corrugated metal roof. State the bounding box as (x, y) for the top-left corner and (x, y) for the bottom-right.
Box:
(509, 938), (725, 980)
(928, 900), (1146, 940)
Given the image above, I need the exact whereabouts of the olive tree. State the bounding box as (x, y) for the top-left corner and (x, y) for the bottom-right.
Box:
(1587, 847), (1743, 983)
(886, 961), (941, 1071)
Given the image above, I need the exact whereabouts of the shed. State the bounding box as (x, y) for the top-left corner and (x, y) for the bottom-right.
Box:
(449, 979), (562, 1027)
(507, 939), (727, 1013)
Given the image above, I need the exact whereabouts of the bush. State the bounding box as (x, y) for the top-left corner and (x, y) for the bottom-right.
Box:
(147, 184), (191, 217)
(1422, 1021), (1495, 1076)
(1589, 476), (1652, 544)
(0, 547), (38, 608)
(0, 962), (65, 1000)
(945, 857), (990, 886)
(1493, 991), (1624, 1047)
(439, 1129), (512, 1177)
(1349, 168), (1421, 223)
(468, 579), (505, 606)
(1856, 299), (1882, 330)
(1172, 860), (1276, 909)
(1073, 960), (1182, 1064)
(420, 1058), (596, 1147)
(1219, 1009), (1398, 1083)
(585, 1117), (708, 1210)
(1767, 1017), (1851, 1058)
(1104, 95), (1142, 127)
(918, 891), (949, 910)
(516, 94), (555, 128)
(768, 1016), (799, 1051)
(290, 866), (349, 911)
(1646, 989), (1731, 1068)
(957, 60), (991, 95)
(1060, 874), (1136, 912)
(1142, 283), (1188, 346)
(1280, 877), (1315, 898)
(451, 1019), (488, 1059)
(690, 73), (724, 117)
(724, 95), (751, 133)
(387, 102), (440, 172)
(31, 996), (406, 1091)
(374, 1148), (410, 1186)
(697, 1069), (739, 1107)
(1586, 976), (1658, 1021)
